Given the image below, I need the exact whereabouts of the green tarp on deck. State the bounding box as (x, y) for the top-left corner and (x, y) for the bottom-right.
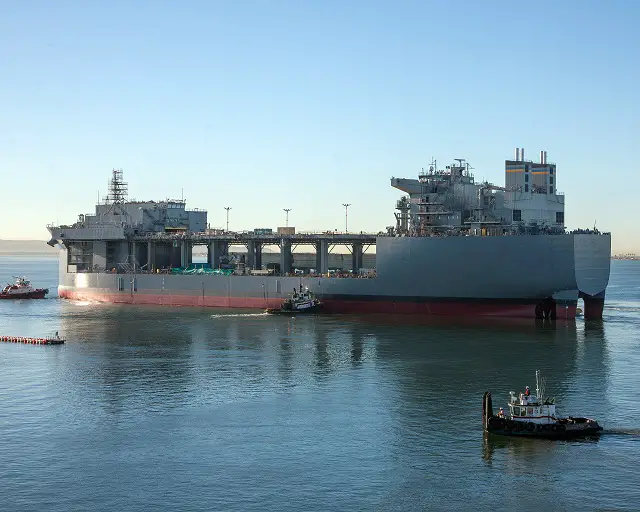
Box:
(170, 266), (233, 276)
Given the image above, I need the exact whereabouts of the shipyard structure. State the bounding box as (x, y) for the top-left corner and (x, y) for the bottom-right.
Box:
(47, 149), (611, 319)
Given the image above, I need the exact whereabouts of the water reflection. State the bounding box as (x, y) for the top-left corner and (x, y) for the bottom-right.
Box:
(583, 319), (605, 339)
(351, 332), (364, 366)
(482, 431), (600, 466)
(313, 327), (330, 376)
(57, 303), (199, 414)
(273, 318), (301, 385)
(374, 317), (583, 393)
(55, 304), (614, 444)
(57, 307), (611, 401)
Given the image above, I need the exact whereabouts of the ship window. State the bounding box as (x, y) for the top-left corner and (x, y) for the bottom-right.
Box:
(550, 186), (554, 194)
(556, 212), (564, 224)
(118, 277), (124, 291)
(550, 176), (554, 185)
(521, 408), (526, 417)
(512, 210), (522, 222)
(525, 174), (529, 182)
(525, 184), (529, 192)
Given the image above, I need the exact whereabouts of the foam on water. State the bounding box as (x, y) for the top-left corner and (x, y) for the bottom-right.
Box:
(210, 312), (269, 318)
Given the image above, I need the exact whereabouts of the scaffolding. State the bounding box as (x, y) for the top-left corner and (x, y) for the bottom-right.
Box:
(105, 169), (128, 204)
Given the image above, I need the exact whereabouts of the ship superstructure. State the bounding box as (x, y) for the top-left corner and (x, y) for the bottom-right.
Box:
(391, 148), (564, 237)
(47, 150), (611, 320)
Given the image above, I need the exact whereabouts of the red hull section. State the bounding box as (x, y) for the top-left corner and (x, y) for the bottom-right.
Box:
(58, 289), (577, 319)
(0, 290), (48, 299)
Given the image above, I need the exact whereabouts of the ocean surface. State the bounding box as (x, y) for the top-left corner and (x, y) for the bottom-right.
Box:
(1, 256), (639, 511)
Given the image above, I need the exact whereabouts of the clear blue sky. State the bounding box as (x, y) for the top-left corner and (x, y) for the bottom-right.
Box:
(1, 0), (638, 252)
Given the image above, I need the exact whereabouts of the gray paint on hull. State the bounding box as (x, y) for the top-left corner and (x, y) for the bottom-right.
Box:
(375, 235), (578, 298)
(57, 234), (611, 302)
(573, 234), (611, 296)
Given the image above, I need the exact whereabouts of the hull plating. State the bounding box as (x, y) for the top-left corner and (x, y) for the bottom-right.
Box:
(57, 234), (610, 319)
(0, 290), (48, 299)
(58, 289), (578, 318)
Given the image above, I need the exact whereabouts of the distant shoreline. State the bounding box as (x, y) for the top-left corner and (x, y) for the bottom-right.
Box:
(0, 240), (59, 257)
(0, 252), (59, 257)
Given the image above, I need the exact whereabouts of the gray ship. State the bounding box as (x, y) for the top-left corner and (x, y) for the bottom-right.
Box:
(47, 148), (611, 319)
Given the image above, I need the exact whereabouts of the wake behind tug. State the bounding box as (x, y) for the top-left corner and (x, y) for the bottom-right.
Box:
(482, 370), (603, 440)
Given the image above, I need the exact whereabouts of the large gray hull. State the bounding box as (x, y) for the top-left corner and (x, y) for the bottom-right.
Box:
(57, 234), (611, 319)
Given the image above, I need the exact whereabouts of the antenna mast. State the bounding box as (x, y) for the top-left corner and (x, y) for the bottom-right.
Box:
(536, 370), (547, 401)
(106, 168), (128, 204)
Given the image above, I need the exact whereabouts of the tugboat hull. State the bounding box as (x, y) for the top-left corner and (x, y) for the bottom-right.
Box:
(485, 416), (603, 440)
(265, 305), (322, 315)
(482, 391), (602, 440)
(0, 289), (48, 299)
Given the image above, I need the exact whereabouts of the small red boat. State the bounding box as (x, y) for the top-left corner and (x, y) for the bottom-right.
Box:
(0, 277), (49, 299)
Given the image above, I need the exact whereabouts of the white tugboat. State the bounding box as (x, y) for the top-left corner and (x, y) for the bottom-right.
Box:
(266, 284), (323, 315)
(482, 370), (603, 439)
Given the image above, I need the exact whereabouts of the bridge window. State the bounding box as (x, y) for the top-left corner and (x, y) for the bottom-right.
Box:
(512, 210), (522, 222)
(556, 212), (564, 224)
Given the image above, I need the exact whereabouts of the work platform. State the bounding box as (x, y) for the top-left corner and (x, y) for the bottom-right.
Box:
(49, 229), (381, 276)
(135, 231), (378, 275)
(131, 231), (380, 244)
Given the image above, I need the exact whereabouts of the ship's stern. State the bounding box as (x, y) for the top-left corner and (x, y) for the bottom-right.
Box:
(574, 233), (611, 319)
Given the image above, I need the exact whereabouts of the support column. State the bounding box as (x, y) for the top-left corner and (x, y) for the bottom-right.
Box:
(280, 239), (293, 275)
(352, 243), (363, 274)
(180, 240), (192, 268)
(315, 241), (322, 273)
(207, 242), (214, 268)
(255, 242), (262, 270)
(207, 241), (229, 269)
(170, 241), (181, 268)
(147, 240), (155, 272)
(130, 241), (137, 272)
(320, 239), (329, 275)
(246, 241), (256, 270)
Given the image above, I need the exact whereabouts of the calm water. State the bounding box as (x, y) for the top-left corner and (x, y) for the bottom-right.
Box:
(1, 256), (639, 511)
